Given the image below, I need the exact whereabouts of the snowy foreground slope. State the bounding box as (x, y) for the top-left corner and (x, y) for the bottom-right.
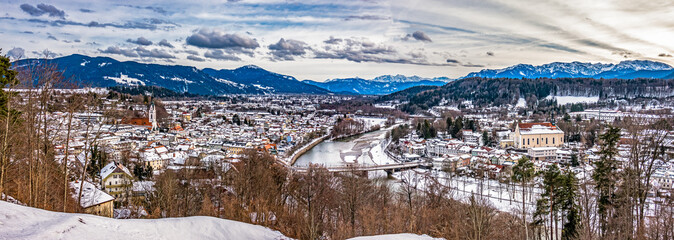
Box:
(0, 201), (440, 240)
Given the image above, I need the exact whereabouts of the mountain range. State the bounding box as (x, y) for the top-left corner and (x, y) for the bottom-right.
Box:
(464, 60), (674, 79)
(11, 54), (674, 96)
(12, 54), (447, 95)
(303, 75), (450, 95)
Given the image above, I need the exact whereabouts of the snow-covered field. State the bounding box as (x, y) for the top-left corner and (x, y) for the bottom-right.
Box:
(546, 95), (599, 105)
(0, 201), (440, 240)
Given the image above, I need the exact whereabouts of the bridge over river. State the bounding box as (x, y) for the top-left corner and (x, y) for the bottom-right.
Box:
(290, 162), (432, 173)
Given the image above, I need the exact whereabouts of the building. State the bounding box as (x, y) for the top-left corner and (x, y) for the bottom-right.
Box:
(149, 102), (158, 131)
(527, 147), (557, 162)
(70, 180), (114, 218)
(100, 162), (134, 201)
(512, 122), (564, 149)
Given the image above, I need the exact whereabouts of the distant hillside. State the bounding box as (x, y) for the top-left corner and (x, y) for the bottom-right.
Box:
(303, 75), (449, 95)
(203, 65), (329, 94)
(463, 60), (674, 79)
(12, 54), (326, 95)
(382, 77), (674, 113)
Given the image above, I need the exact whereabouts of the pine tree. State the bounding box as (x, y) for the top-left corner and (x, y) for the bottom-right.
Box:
(592, 126), (620, 237)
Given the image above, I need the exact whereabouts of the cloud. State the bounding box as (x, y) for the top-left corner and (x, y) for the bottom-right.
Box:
(184, 50), (199, 55)
(204, 49), (241, 61)
(446, 59), (459, 64)
(158, 39), (174, 48)
(20, 4), (43, 16)
(99, 46), (138, 57)
(20, 3), (65, 19)
(402, 31), (432, 42)
(486, 51), (494, 56)
(268, 38), (310, 60)
(412, 31), (432, 42)
(345, 15), (390, 21)
(127, 37), (153, 46)
(79, 9), (94, 13)
(6, 47), (25, 59)
(32, 49), (59, 57)
(324, 36), (343, 45)
(658, 53), (672, 58)
(135, 47), (175, 59)
(187, 55), (205, 62)
(314, 37), (447, 66)
(186, 29), (259, 49)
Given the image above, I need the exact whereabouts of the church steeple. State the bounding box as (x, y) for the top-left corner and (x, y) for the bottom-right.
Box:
(149, 100), (157, 131)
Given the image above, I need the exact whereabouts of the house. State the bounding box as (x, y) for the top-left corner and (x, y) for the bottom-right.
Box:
(100, 162), (134, 202)
(70, 180), (114, 218)
(512, 122), (564, 149)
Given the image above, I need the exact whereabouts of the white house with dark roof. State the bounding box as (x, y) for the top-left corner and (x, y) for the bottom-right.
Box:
(100, 162), (134, 202)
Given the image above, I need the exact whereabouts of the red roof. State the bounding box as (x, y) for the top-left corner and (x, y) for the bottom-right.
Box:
(122, 117), (151, 126)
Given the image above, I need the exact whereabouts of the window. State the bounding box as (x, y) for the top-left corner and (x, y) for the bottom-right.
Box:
(553, 138), (555, 144)
(546, 138), (548, 144)
(527, 139), (530, 145)
(536, 138), (539, 145)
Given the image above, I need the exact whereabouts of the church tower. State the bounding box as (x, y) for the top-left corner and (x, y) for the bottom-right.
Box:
(149, 101), (157, 131)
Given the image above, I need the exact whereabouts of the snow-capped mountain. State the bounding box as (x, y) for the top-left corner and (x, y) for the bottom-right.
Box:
(12, 54), (327, 95)
(464, 60), (674, 79)
(202, 65), (329, 94)
(303, 75), (450, 95)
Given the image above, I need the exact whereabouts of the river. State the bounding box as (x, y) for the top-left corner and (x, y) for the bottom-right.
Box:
(293, 127), (397, 167)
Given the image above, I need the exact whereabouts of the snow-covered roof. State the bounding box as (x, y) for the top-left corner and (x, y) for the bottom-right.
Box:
(70, 181), (114, 208)
(100, 162), (133, 180)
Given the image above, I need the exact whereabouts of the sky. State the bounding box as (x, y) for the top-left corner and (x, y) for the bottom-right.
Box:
(1, 0), (674, 81)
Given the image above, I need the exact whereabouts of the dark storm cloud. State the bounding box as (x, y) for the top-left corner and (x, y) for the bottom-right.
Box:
(135, 47), (175, 59)
(99, 46), (139, 57)
(268, 38), (310, 61)
(6, 48), (25, 59)
(158, 39), (174, 48)
(446, 59), (459, 64)
(204, 49), (241, 61)
(127, 37), (153, 46)
(187, 55), (206, 62)
(79, 9), (94, 13)
(658, 53), (672, 57)
(486, 51), (494, 56)
(186, 29), (259, 49)
(20, 3), (65, 19)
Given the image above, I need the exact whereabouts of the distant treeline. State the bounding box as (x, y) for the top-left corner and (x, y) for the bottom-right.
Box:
(379, 77), (674, 113)
(108, 85), (235, 101)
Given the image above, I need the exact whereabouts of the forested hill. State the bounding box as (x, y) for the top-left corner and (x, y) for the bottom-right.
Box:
(379, 77), (674, 113)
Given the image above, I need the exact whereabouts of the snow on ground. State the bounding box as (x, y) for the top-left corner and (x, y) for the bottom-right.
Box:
(349, 233), (443, 240)
(516, 98), (526, 108)
(104, 74), (145, 86)
(0, 200), (442, 240)
(355, 116), (387, 129)
(0, 201), (292, 240)
(545, 95), (599, 105)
